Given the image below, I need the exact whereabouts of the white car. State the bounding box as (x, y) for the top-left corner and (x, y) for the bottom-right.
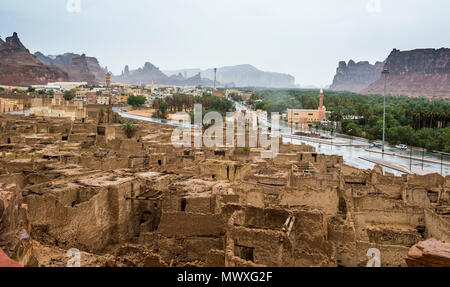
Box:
(395, 144), (408, 150)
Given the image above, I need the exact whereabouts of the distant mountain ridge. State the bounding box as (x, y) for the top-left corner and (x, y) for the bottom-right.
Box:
(163, 64), (296, 88)
(112, 62), (217, 86)
(0, 32), (68, 85)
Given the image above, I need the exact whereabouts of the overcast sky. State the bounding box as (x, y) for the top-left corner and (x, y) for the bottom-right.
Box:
(1, 0), (449, 86)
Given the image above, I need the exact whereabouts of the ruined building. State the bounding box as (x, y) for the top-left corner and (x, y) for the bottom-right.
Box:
(0, 113), (449, 267)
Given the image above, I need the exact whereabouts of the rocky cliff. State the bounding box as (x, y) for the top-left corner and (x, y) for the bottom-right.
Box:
(35, 52), (106, 84)
(113, 62), (216, 86)
(362, 48), (450, 98)
(0, 33), (68, 86)
(406, 238), (450, 267)
(64, 54), (98, 84)
(329, 60), (384, 93)
(164, 64), (296, 88)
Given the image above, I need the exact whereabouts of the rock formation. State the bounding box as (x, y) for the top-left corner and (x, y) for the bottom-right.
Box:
(0, 249), (21, 267)
(168, 72), (186, 82)
(35, 52), (106, 84)
(0, 183), (36, 266)
(362, 48), (450, 98)
(123, 65), (130, 77)
(406, 238), (450, 267)
(63, 54), (97, 84)
(0, 33), (68, 86)
(164, 64), (296, 88)
(113, 62), (216, 86)
(113, 62), (171, 85)
(329, 60), (384, 93)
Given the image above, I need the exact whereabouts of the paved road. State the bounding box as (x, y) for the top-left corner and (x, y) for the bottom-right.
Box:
(116, 104), (449, 177)
(233, 100), (449, 176)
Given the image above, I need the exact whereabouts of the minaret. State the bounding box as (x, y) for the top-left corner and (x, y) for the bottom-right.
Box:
(151, 80), (155, 93)
(319, 89), (325, 121)
(105, 73), (111, 88)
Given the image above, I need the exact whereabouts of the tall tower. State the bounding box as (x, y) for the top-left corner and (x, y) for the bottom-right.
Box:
(214, 68), (217, 90)
(319, 88), (324, 109)
(318, 89), (326, 122)
(105, 73), (111, 88)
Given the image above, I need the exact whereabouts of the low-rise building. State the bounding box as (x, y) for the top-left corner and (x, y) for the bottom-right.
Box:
(86, 92), (97, 105)
(111, 94), (129, 105)
(32, 82), (88, 92)
(0, 98), (24, 113)
(30, 94), (87, 120)
(96, 95), (111, 105)
(287, 89), (327, 128)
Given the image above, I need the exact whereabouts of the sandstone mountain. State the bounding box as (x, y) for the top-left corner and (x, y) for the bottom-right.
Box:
(113, 62), (216, 86)
(362, 48), (450, 98)
(0, 33), (68, 86)
(35, 52), (106, 84)
(329, 60), (384, 93)
(164, 64), (296, 88)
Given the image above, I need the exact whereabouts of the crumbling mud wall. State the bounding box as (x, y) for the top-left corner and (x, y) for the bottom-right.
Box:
(23, 172), (143, 252)
(0, 183), (36, 266)
(223, 205), (335, 267)
(0, 113), (448, 267)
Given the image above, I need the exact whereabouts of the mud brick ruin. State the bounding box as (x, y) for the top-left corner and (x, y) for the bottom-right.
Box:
(0, 113), (449, 267)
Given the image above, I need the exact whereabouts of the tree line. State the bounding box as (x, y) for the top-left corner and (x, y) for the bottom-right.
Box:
(244, 89), (450, 152)
(151, 93), (235, 120)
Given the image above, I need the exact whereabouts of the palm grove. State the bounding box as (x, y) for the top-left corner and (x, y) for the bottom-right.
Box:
(128, 93), (235, 121)
(244, 89), (450, 153)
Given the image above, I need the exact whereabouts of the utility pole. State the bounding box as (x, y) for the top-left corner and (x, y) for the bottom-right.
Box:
(409, 147), (413, 173)
(382, 69), (389, 154)
(422, 147), (425, 170)
(214, 68), (217, 91)
(435, 151), (449, 176)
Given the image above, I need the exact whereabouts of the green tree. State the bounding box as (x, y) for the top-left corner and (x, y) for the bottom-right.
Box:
(159, 101), (168, 118)
(127, 95), (147, 106)
(122, 121), (137, 139)
(98, 108), (105, 124)
(63, 90), (76, 101)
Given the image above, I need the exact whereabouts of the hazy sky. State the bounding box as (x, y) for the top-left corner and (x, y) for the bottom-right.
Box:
(1, 0), (449, 86)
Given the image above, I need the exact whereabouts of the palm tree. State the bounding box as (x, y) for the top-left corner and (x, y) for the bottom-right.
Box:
(98, 108), (105, 124)
(122, 121), (137, 139)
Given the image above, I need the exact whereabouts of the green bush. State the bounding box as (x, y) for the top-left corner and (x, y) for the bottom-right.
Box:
(127, 95), (147, 106)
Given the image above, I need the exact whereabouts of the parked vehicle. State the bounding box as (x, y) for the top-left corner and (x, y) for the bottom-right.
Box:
(395, 144), (408, 150)
(371, 141), (383, 148)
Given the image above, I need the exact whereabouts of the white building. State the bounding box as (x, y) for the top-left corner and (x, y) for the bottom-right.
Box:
(32, 82), (88, 92)
(96, 95), (111, 105)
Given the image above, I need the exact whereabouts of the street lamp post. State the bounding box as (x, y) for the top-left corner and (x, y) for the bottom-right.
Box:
(422, 147), (425, 170)
(432, 151), (448, 176)
(382, 69), (389, 154)
(348, 129), (353, 146)
(409, 147), (413, 173)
